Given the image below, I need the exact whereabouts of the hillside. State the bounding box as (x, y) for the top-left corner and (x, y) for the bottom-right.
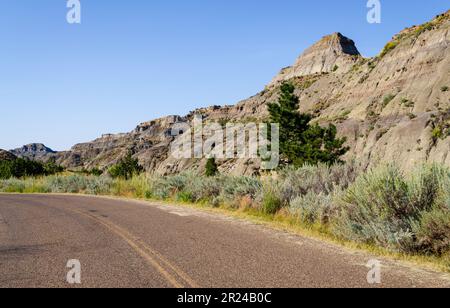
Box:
(0, 150), (16, 161)
(10, 144), (57, 162)
(19, 11), (450, 175)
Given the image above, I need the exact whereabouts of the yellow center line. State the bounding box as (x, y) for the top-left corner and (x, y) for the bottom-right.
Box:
(69, 209), (199, 288)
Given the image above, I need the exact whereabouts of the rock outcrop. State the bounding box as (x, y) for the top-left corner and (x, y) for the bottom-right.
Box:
(269, 32), (361, 85)
(53, 116), (188, 173)
(0, 150), (16, 161)
(19, 11), (450, 175)
(10, 144), (56, 161)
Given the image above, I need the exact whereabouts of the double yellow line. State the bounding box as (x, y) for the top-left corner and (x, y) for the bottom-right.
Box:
(70, 209), (199, 288)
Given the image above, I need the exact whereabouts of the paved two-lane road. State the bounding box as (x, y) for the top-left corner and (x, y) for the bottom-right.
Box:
(0, 194), (449, 288)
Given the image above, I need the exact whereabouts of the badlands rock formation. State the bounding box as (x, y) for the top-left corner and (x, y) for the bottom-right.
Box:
(269, 32), (361, 85)
(0, 150), (16, 161)
(15, 11), (450, 175)
(10, 144), (56, 161)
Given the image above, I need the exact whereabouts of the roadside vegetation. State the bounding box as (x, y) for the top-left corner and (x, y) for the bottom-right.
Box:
(0, 162), (449, 270)
(108, 151), (143, 180)
(0, 81), (449, 271)
(0, 157), (63, 179)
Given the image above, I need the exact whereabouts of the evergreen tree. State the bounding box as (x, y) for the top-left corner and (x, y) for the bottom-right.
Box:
(205, 157), (219, 177)
(90, 167), (103, 176)
(43, 158), (64, 175)
(267, 82), (349, 167)
(0, 157), (62, 179)
(109, 151), (143, 180)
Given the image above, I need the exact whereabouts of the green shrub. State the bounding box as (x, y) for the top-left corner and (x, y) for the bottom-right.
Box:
(289, 191), (336, 225)
(261, 181), (283, 214)
(383, 94), (396, 107)
(84, 176), (112, 195)
(150, 186), (170, 200)
(1, 160), (448, 259)
(0, 162), (13, 179)
(0, 177), (52, 193)
(140, 172), (261, 206)
(165, 173), (191, 192)
(90, 168), (103, 176)
(136, 177), (161, 199)
(222, 176), (262, 202)
(278, 162), (357, 204)
(332, 165), (411, 249)
(380, 41), (399, 58)
(0, 158), (64, 180)
(413, 207), (450, 255)
(0, 178), (27, 193)
(414, 22), (434, 37)
(109, 152), (143, 180)
(43, 160), (64, 175)
(333, 164), (450, 252)
(408, 113), (417, 120)
(48, 175), (88, 193)
(205, 158), (219, 177)
(183, 177), (220, 203)
(368, 61), (376, 70)
(432, 127), (443, 141)
(262, 193), (282, 215)
(408, 164), (447, 215)
(177, 191), (195, 203)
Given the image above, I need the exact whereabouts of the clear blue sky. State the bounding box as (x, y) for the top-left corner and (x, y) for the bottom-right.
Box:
(1, 0), (448, 151)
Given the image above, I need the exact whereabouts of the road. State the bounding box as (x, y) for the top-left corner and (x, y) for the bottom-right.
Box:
(0, 194), (449, 288)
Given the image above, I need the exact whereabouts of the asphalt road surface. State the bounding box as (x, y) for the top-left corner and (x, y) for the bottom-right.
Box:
(0, 194), (449, 288)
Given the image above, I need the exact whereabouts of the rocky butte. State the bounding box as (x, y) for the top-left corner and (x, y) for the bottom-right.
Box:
(10, 143), (56, 162)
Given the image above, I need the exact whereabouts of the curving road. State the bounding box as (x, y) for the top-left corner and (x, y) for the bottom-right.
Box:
(0, 194), (449, 288)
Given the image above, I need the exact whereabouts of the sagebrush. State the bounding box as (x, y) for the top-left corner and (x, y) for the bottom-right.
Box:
(1, 162), (449, 259)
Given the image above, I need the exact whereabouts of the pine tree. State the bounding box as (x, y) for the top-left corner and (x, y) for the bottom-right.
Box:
(205, 157), (219, 177)
(267, 82), (349, 167)
(109, 151), (143, 180)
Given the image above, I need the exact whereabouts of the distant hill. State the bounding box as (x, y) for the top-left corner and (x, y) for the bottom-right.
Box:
(10, 143), (57, 162)
(0, 150), (17, 161)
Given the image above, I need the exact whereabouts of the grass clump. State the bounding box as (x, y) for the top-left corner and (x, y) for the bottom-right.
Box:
(382, 94), (396, 107)
(261, 181), (283, 215)
(380, 41), (399, 58)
